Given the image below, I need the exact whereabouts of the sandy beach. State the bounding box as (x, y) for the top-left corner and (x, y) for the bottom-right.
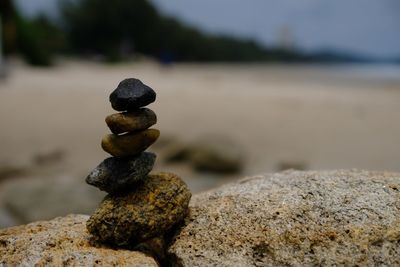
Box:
(0, 60), (400, 192)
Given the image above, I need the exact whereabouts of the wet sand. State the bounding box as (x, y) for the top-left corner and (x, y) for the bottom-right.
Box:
(0, 60), (400, 192)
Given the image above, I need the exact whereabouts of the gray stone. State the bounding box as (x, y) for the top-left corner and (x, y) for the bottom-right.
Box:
(0, 214), (158, 266)
(86, 152), (156, 193)
(110, 78), (156, 111)
(168, 170), (400, 266)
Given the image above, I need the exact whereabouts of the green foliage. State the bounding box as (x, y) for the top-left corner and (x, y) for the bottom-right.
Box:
(0, 0), (61, 66)
(61, 0), (307, 62)
(2, 0), (359, 64)
(61, 0), (161, 61)
(31, 15), (67, 55)
(16, 14), (54, 66)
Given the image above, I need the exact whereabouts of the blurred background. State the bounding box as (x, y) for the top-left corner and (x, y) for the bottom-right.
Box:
(0, 0), (399, 228)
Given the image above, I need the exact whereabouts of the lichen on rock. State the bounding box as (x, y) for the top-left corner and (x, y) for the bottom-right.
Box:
(0, 214), (158, 266)
(168, 169), (400, 266)
(87, 172), (191, 247)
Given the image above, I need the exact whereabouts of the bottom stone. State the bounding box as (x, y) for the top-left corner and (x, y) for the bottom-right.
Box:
(0, 214), (158, 267)
(87, 172), (191, 247)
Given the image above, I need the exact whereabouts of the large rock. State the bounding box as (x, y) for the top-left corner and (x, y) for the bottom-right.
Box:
(168, 170), (400, 266)
(0, 214), (158, 266)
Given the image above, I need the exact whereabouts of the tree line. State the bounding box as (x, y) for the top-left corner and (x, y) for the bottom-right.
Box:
(1, 0), (311, 66)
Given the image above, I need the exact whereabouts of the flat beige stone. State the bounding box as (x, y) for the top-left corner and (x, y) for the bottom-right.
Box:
(101, 129), (160, 157)
(105, 108), (157, 134)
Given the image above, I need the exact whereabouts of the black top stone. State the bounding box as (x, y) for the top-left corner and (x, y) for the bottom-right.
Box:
(86, 152), (156, 194)
(110, 78), (156, 111)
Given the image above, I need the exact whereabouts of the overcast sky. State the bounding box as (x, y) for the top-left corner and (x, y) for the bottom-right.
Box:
(15, 0), (400, 59)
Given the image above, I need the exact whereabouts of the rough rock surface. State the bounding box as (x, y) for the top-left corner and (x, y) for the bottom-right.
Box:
(87, 172), (191, 246)
(86, 152), (156, 193)
(101, 129), (160, 157)
(168, 170), (400, 266)
(110, 78), (156, 111)
(106, 108), (157, 134)
(0, 214), (158, 266)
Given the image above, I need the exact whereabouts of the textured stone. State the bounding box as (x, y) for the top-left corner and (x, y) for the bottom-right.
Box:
(87, 172), (191, 247)
(168, 170), (400, 266)
(0, 215), (158, 266)
(106, 108), (157, 134)
(101, 129), (160, 157)
(110, 78), (156, 111)
(86, 152), (156, 194)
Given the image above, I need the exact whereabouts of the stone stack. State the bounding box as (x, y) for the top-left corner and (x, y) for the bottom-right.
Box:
(85, 78), (191, 247)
